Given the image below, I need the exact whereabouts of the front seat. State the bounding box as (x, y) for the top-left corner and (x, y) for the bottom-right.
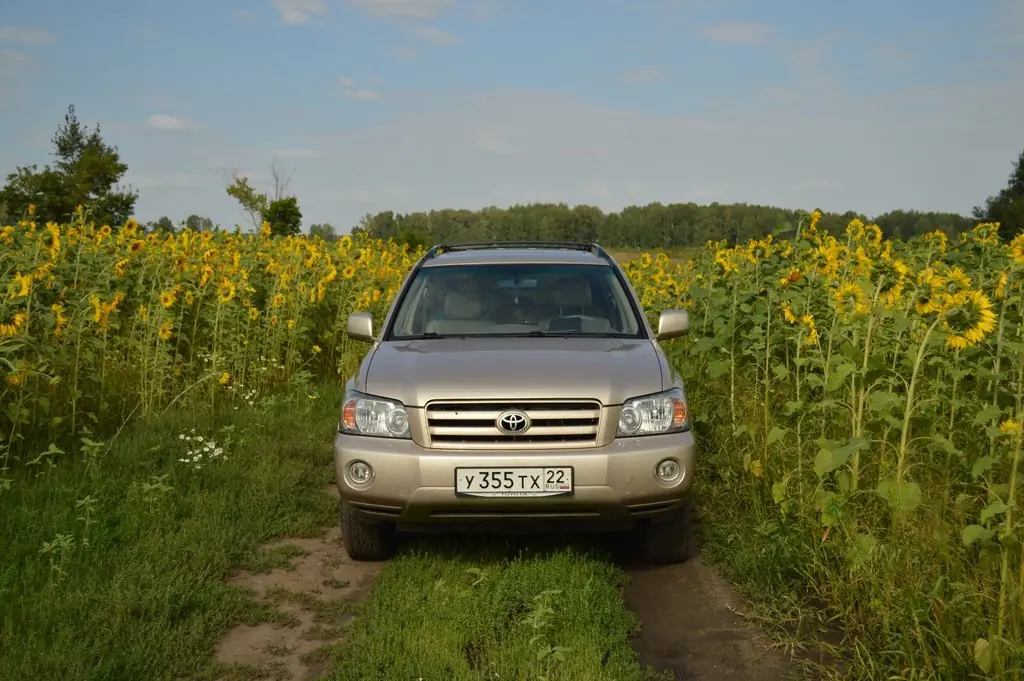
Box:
(550, 276), (611, 333)
(424, 290), (493, 335)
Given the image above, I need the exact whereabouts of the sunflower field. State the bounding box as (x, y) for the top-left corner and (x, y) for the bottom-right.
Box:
(0, 206), (422, 486)
(3, 204), (1024, 678)
(625, 212), (1024, 678)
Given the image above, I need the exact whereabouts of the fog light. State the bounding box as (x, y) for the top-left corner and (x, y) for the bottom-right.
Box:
(348, 460), (373, 485)
(655, 458), (681, 482)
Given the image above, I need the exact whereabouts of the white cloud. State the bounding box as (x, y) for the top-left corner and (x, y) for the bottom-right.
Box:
(700, 21), (771, 45)
(411, 25), (459, 46)
(272, 0), (327, 25)
(147, 114), (201, 131)
(0, 26), (55, 45)
(125, 69), (1024, 234)
(618, 66), (667, 85)
(345, 88), (382, 100)
(338, 76), (382, 100)
(0, 50), (30, 66)
(273, 147), (321, 159)
(347, 0), (457, 20)
(131, 172), (204, 189)
(472, 126), (522, 155)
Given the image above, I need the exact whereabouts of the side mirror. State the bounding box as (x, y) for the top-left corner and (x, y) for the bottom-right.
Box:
(655, 309), (689, 341)
(346, 312), (375, 342)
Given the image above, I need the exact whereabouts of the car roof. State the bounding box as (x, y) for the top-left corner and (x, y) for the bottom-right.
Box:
(422, 248), (612, 268)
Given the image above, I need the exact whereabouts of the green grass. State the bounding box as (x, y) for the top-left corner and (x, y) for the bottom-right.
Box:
(325, 537), (651, 681)
(0, 386), (342, 681)
(0, 383), (655, 681)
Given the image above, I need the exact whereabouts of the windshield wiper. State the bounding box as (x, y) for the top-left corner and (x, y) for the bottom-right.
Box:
(397, 332), (443, 340)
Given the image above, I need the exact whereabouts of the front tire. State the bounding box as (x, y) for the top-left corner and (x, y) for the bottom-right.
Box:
(639, 498), (696, 564)
(340, 500), (396, 561)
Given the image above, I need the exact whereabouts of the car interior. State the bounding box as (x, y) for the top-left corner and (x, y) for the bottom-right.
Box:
(391, 264), (642, 337)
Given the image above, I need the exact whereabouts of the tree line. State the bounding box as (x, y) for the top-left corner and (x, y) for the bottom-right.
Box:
(2, 105), (1022, 247)
(348, 203), (982, 251)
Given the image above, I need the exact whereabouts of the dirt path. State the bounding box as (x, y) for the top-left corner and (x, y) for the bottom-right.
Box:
(623, 554), (792, 681)
(212, 489), (792, 681)
(213, 488), (386, 681)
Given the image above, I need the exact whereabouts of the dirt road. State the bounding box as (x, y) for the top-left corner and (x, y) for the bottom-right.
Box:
(622, 553), (792, 680)
(212, 488), (792, 681)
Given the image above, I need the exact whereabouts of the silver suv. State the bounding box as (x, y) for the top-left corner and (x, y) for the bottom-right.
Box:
(334, 241), (696, 563)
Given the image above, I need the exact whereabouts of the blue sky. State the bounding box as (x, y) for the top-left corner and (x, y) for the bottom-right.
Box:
(1, 0), (1022, 232)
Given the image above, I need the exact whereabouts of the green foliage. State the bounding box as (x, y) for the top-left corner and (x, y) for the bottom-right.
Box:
(354, 202), (976, 250)
(147, 216), (176, 233)
(974, 147), (1024, 241)
(225, 174), (270, 229)
(309, 223), (337, 241)
(0, 105), (138, 226)
(184, 214), (214, 232)
(264, 196), (302, 236)
(328, 541), (646, 681)
(0, 383), (342, 681)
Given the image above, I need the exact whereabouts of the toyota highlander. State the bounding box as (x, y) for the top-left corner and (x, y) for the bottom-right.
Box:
(334, 241), (697, 564)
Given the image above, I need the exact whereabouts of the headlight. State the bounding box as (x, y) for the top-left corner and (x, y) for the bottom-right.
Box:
(338, 391), (410, 438)
(617, 387), (690, 437)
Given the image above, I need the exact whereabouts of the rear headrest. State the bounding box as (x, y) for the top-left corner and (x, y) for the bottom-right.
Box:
(444, 290), (482, 319)
(553, 277), (592, 307)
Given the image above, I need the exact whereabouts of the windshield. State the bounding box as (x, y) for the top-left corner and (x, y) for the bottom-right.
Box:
(386, 263), (646, 339)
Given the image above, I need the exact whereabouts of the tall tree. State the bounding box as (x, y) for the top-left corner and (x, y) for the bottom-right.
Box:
(974, 148), (1024, 241)
(309, 223), (337, 241)
(0, 105), (138, 226)
(183, 214), (215, 232)
(263, 196), (302, 236)
(223, 158), (295, 229)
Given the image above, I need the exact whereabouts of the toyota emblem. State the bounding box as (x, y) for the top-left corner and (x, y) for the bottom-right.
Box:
(496, 409), (531, 434)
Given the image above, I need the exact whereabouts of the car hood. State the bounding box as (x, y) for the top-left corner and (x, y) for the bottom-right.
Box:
(361, 337), (666, 406)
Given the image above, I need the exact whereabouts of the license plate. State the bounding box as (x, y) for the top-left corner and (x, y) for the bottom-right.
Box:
(454, 466), (574, 498)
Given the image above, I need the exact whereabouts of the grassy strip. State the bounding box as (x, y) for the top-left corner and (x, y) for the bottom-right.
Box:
(325, 536), (651, 681)
(0, 386), (344, 681)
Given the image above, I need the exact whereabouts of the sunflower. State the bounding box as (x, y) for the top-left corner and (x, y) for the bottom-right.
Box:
(9, 272), (32, 298)
(942, 266), (972, 294)
(342, 265), (356, 280)
(160, 288), (179, 308)
(0, 312), (27, 337)
(914, 269), (945, 315)
(128, 240), (145, 254)
(832, 281), (870, 318)
(158, 320), (174, 341)
(42, 222), (61, 259)
(996, 271), (1009, 299)
(1009, 233), (1024, 265)
(942, 289), (997, 350)
(51, 304), (67, 337)
(217, 279), (236, 304)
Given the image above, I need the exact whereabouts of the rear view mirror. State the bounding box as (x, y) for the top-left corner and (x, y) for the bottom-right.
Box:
(655, 309), (689, 341)
(346, 312), (374, 342)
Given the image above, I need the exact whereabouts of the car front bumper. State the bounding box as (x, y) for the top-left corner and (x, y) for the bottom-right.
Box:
(333, 429), (696, 531)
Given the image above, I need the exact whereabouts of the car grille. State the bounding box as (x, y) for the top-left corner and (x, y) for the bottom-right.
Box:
(424, 400), (602, 450)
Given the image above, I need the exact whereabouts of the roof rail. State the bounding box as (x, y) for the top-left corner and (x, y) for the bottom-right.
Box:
(422, 240), (614, 263)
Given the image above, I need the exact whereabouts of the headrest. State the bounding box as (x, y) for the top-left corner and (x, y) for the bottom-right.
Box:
(444, 290), (482, 319)
(553, 276), (592, 307)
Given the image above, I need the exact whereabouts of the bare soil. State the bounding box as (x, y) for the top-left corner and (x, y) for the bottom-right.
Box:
(613, 521), (794, 681)
(622, 554), (793, 681)
(213, 488), (385, 681)
(212, 488), (792, 681)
